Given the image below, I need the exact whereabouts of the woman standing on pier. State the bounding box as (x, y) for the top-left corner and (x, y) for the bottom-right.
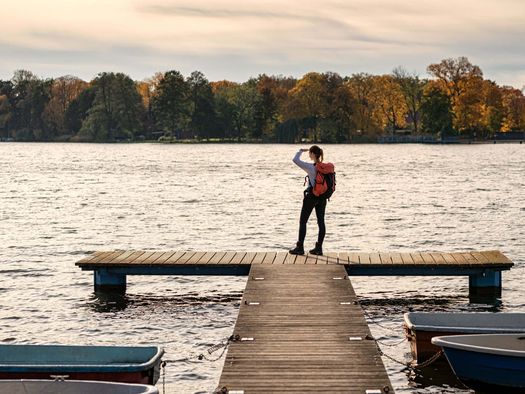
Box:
(289, 145), (334, 256)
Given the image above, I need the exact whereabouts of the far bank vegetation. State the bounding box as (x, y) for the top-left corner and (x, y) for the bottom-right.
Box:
(0, 57), (524, 143)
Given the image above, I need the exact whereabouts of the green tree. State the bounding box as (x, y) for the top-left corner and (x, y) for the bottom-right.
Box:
(420, 84), (454, 138)
(10, 70), (52, 140)
(65, 85), (96, 135)
(79, 72), (145, 142)
(187, 71), (216, 140)
(152, 70), (190, 138)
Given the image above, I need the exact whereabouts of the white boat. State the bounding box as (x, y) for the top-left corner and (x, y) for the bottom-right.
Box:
(0, 379), (158, 394)
(432, 334), (525, 392)
(403, 312), (525, 363)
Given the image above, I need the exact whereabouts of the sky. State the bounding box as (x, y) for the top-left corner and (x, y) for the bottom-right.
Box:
(2, 0), (525, 88)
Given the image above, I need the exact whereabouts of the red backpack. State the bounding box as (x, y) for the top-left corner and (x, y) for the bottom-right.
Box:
(309, 162), (336, 199)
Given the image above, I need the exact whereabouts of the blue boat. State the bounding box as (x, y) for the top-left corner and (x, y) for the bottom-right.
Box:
(0, 379), (158, 394)
(0, 344), (164, 385)
(432, 334), (525, 393)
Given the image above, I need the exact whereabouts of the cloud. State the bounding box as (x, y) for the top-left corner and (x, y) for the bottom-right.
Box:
(1, 0), (524, 87)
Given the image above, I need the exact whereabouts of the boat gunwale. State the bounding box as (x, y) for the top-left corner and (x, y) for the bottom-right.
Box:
(404, 312), (525, 333)
(0, 345), (164, 372)
(432, 334), (525, 357)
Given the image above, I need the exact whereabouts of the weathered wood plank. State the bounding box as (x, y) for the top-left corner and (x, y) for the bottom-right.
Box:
(382, 253), (395, 264)
(273, 252), (287, 264)
(430, 252), (446, 264)
(369, 253), (381, 264)
(348, 252), (360, 264)
(76, 250), (513, 271)
(390, 252), (404, 264)
(219, 264), (392, 393)
(400, 253), (414, 264)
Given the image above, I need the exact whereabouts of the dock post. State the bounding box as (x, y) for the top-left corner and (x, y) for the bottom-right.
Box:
(94, 269), (126, 293)
(469, 269), (502, 300)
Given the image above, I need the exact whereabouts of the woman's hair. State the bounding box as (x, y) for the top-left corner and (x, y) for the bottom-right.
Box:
(309, 145), (323, 162)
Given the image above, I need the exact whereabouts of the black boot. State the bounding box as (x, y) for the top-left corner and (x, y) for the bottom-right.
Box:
(309, 242), (323, 255)
(289, 242), (304, 255)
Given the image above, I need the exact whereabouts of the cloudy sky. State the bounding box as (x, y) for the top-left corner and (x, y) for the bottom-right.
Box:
(2, 0), (525, 87)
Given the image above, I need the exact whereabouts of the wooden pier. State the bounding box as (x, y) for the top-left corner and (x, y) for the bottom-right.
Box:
(217, 264), (392, 393)
(74, 250), (514, 392)
(76, 250), (513, 298)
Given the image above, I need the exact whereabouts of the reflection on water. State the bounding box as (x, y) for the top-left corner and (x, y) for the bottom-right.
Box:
(87, 292), (243, 313)
(0, 143), (523, 393)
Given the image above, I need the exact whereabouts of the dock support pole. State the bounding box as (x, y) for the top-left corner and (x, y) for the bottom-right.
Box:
(94, 269), (127, 293)
(469, 269), (501, 301)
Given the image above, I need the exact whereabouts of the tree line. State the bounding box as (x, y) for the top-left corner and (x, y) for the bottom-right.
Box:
(0, 57), (524, 143)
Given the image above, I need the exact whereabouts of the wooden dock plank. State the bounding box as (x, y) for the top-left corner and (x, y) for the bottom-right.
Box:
(325, 252), (339, 265)
(430, 252), (446, 264)
(410, 252), (425, 264)
(284, 253), (297, 264)
(451, 252), (468, 264)
(471, 251), (490, 264)
(379, 253), (392, 264)
(273, 252), (287, 265)
(262, 252), (276, 264)
(420, 252), (435, 265)
(358, 253), (371, 264)
(215, 251), (236, 264)
(207, 251), (227, 264)
(251, 252), (267, 265)
(480, 250), (513, 264)
(219, 265), (392, 393)
(163, 250), (188, 264)
(338, 252), (349, 264)
(76, 251), (105, 264)
(348, 252), (360, 264)
(196, 251), (217, 264)
(76, 250), (513, 273)
(229, 251), (247, 265)
(400, 253), (413, 264)
(441, 252), (457, 264)
(369, 253), (381, 264)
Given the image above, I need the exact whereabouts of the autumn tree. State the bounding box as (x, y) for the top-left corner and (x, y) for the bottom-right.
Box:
(479, 80), (503, 138)
(500, 87), (525, 131)
(371, 75), (407, 134)
(392, 67), (425, 133)
(346, 73), (381, 136)
(284, 72), (333, 141)
(43, 75), (87, 138)
(427, 57), (484, 134)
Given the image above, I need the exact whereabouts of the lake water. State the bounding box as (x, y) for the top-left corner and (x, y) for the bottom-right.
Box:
(0, 142), (523, 393)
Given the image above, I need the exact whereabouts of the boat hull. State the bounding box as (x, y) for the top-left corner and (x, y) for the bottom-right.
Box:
(441, 346), (525, 392)
(404, 312), (525, 364)
(0, 345), (164, 385)
(0, 379), (158, 394)
(0, 370), (158, 385)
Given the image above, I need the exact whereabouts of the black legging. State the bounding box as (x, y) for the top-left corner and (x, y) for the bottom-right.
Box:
(298, 191), (327, 245)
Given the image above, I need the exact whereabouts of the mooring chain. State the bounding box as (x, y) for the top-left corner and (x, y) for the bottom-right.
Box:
(373, 336), (407, 348)
(160, 334), (240, 394)
(360, 304), (403, 335)
(376, 343), (443, 369)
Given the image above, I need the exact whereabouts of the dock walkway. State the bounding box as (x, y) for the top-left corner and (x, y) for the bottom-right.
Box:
(218, 264), (392, 393)
(76, 250), (513, 297)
